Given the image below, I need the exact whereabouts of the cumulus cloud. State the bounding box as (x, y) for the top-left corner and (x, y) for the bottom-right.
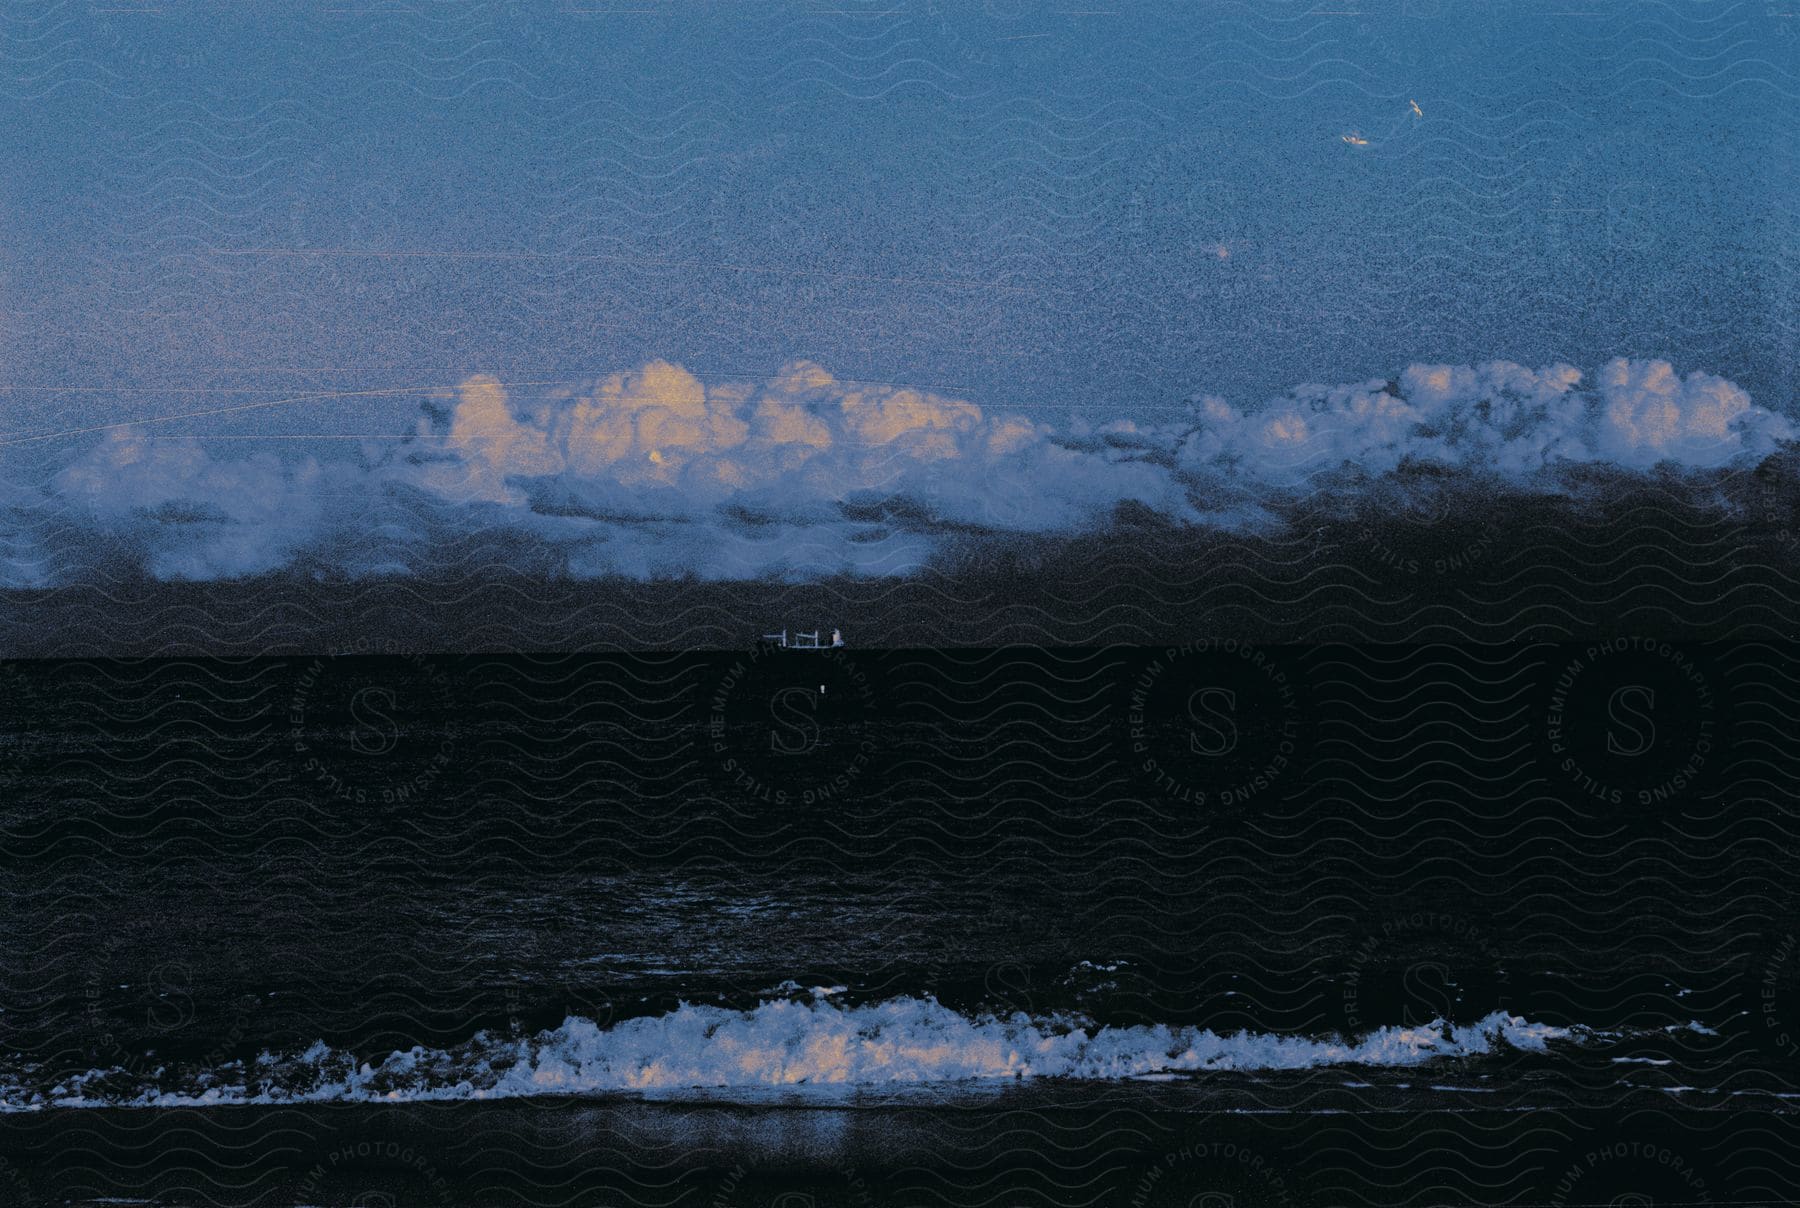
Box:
(4, 356), (1791, 585)
(378, 358), (1193, 580)
(53, 432), (332, 580)
(1163, 357), (1789, 486)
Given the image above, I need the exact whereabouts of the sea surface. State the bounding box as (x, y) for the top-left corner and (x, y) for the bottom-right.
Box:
(1, 643), (1798, 1205)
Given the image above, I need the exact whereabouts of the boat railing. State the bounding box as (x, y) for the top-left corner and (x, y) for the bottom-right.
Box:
(758, 628), (846, 650)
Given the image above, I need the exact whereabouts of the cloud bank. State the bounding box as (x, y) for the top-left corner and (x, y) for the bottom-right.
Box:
(5, 356), (1792, 585)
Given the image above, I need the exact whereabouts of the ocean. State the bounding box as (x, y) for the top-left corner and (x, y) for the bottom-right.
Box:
(1, 642), (1796, 1205)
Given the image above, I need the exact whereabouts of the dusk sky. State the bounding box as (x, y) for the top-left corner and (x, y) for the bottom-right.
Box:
(2, 1), (1796, 583)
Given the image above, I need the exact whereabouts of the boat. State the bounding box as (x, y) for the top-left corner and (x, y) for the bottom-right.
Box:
(760, 628), (845, 650)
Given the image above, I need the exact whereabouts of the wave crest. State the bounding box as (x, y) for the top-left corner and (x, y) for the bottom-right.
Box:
(10, 996), (1578, 1111)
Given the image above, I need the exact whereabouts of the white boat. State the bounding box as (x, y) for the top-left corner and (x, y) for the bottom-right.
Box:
(760, 628), (844, 650)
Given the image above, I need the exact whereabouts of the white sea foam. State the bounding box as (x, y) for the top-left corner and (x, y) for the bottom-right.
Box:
(5, 997), (1578, 1112)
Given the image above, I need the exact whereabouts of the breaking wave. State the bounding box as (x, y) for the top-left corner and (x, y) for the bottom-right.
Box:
(5, 995), (1582, 1112)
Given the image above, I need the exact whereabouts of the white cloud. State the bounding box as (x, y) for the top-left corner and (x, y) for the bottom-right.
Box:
(386, 359), (1198, 575)
(1171, 358), (1790, 487)
(52, 429), (331, 580)
(6, 356), (1792, 584)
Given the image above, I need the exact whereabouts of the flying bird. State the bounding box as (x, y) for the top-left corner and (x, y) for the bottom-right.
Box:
(1410, 99), (1423, 118)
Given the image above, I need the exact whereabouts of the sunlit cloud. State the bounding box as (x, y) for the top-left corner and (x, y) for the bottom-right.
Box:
(3, 356), (1790, 586)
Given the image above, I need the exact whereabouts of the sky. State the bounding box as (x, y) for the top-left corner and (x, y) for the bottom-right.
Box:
(0, 0), (1795, 584)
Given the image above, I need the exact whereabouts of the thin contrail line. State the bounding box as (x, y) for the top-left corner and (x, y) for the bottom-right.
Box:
(0, 382), (566, 448)
(206, 246), (1074, 297)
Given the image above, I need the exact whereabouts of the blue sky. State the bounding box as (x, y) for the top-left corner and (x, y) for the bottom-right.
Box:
(6, 1), (1793, 434)
(1, 1), (1795, 583)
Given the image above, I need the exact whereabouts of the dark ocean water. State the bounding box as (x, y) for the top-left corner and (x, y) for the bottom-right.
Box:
(2, 643), (1798, 1205)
